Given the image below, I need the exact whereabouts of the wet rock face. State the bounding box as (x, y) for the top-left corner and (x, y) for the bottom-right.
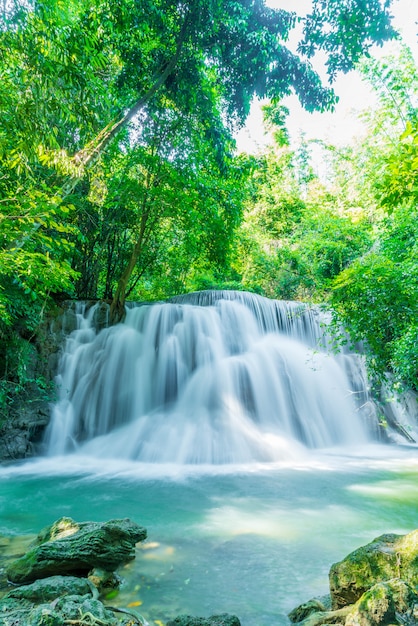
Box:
(6, 516), (147, 584)
(0, 300), (105, 464)
(345, 579), (418, 626)
(329, 530), (418, 609)
(289, 528), (418, 626)
(0, 576), (122, 626)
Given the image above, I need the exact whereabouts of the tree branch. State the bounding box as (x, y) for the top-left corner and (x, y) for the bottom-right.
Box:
(61, 11), (190, 199)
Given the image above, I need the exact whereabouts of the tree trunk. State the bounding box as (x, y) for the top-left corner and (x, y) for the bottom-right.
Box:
(61, 14), (189, 200)
(109, 212), (149, 324)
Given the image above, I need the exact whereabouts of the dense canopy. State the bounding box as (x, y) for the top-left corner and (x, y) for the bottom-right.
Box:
(1, 0), (416, 423)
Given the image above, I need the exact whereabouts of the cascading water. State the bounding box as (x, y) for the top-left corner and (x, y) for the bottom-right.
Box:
(3, 291), (418, 626)
(44, 291), (414, 463)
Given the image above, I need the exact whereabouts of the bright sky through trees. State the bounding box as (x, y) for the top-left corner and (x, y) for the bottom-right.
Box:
(236, 0), (418, 153)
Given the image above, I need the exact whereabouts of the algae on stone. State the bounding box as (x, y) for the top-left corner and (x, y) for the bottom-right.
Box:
(329, 530), (418, 609)
(289, 529), (418, 626)
(6, 517), (147, 584)
(345, 578), (418, 626)
(0, 575), (142, 625)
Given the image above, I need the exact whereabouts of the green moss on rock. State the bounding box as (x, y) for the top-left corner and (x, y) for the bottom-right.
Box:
(289, 599), (330, 623)
(345, 579), (418, 626)
(329, 530), (418, 609)
(6, 517), (147, 584)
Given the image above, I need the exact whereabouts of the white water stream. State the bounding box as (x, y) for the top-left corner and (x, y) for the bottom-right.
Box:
(1, 291), (417, 625)
(44, 291), (417, 461)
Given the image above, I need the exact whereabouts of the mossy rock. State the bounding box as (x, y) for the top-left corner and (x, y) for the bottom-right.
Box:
(0, 576), (135, 626)
(6, 517), (147, 584)
(345, 578), (418, 626)
(0, 593), (120, 626)
(5, 574), (93, 602)
(329, 530), (418, 609)
(289, 598), (328, 623)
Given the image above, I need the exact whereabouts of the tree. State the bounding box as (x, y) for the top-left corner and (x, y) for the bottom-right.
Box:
(328, 45), (418, 389)
(0, 0), (405, 424)
(231, 101), (373, 301)
(300, 0), (397, 80)
(0, 0), (400, 323)
(331, 205), (418, 389)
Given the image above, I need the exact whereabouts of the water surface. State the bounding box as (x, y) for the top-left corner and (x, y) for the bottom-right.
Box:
(1, 447), (418, 626)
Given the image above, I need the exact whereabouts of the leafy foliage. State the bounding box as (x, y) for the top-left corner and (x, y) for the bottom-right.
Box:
(234, 45), (417, 390)
(300, 0), (397, 80)
(0, 0), (409, 419)
(327, 45), (418, 389)
(0, 0), (399, 315)
(331, 205), (418, 388)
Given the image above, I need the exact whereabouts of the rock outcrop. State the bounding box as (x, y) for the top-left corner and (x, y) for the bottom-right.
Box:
(289, 528), (418, 626)
(6, 516), (147, 584)
(329, 530), (418, 609)
(1, 517), (148, 625)
(0, 575), (139, 625)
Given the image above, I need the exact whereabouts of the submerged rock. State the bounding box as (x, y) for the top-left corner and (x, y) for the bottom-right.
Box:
(6, 516), (147, 584)
(166, 615), (241, 626)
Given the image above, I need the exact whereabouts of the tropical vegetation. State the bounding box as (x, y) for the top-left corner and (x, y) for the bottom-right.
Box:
(0, 0), (416, 423)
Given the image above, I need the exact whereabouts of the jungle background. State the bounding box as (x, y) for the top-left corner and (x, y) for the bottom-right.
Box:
(0, 0), (417, 435)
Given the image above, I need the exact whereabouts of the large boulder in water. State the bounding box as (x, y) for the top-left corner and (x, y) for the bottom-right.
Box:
(345, 578), (418, 626)
(329, 530), (418, 609)
(0, 575), (125, 626)
(288, 529), (418, 626)
(6, 516), (147, 584)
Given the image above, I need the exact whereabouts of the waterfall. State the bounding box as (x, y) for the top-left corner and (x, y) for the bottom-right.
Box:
(45, 291), (415, 464)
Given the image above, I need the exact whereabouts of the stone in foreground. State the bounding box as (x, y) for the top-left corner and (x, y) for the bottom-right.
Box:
(329, 530), (418, 609)
(345, 579), (418, 626)
(6, 516), (147, 584)
(289, 529), (418, 626)
(0, 575), (129, 626)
